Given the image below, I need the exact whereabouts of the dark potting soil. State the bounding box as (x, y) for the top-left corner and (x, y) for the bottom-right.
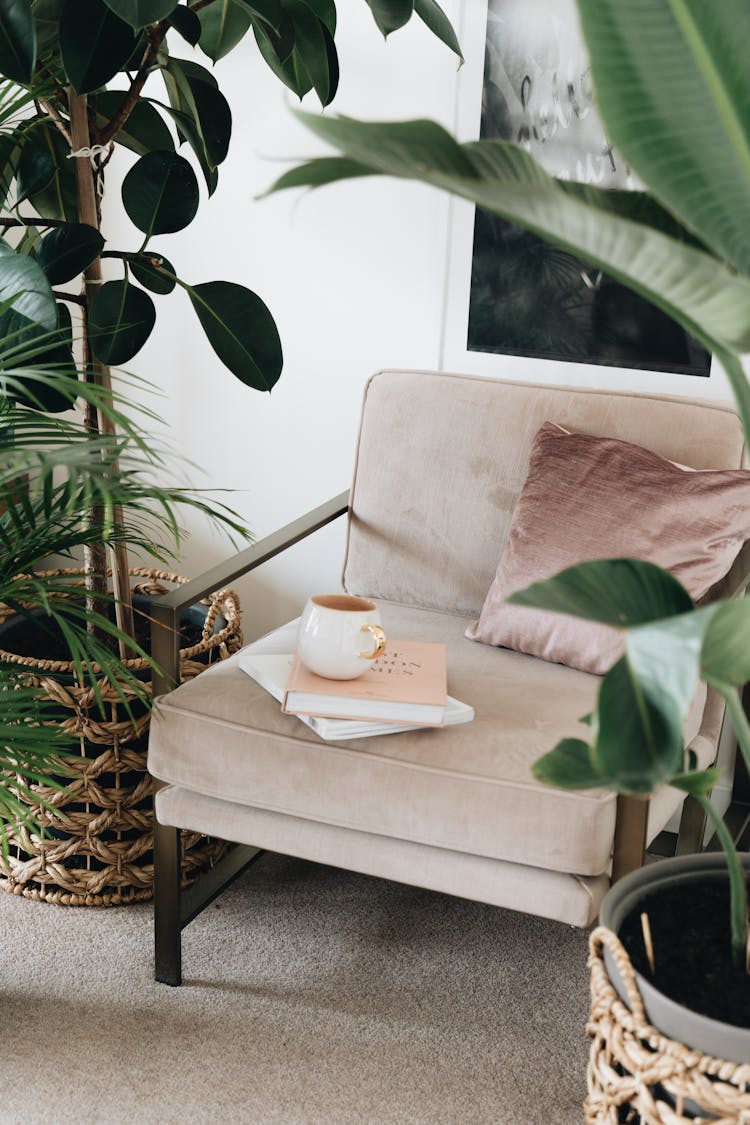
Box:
(620, 876), (750, 1029)
(4, 606), (205, 664)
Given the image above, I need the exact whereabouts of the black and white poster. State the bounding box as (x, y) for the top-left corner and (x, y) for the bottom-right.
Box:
(464, 0), (710, 376)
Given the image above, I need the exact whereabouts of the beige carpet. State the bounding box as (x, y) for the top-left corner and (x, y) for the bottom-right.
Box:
(0, 853), (590, 1124)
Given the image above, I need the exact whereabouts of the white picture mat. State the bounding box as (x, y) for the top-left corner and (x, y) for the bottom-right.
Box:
(439, 0), (732, 402)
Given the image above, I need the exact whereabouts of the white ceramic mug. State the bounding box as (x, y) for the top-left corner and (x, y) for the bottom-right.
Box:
(297, 594), (386, 679)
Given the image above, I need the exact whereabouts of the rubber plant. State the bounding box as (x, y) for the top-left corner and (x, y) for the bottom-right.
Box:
(271, 0), (750, 970)
(0, 0), (461, 641)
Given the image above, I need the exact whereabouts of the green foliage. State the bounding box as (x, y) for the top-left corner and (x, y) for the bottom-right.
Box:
(89, 278), (156, 364)
(0, 0), (458, 390)
(271, 1), (750, 970)
(35, 223), (104, 284)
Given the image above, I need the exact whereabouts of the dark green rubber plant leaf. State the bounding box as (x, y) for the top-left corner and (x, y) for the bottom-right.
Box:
(60, 0), (137, 93)
(168, 2), (201, 44)
(507, 558), (694, 627)
(95, 92), (175, 156)
(362, 0), (413, 36)
(121, 149), (199, 236)
(414, 0), (461, 60)
(231, 0), (281, 30)
(102, 0), (176, 29)
(129, 250), (176, 294)
(163, 57), (231, 166)
(0, 241), (56, 329)
(532, 738), (605, 790)
(1, 302), (79, 412)
(592, 657), (684, 795)
(0, 0), (36, 83)
(254, 1), (337, 104)
(197, 0), (253, 62)
(33, 0), (64, 60)
(187, 280), (282, 391)
(35, 223), (104, 285)
(89, 279), (156, 364)
(17, 121), (78, 221)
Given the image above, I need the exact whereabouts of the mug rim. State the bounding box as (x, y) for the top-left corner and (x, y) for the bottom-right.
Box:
(310, 594), (376, 613)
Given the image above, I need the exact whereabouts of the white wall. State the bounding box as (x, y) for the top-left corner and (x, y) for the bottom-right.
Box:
(102, 2), (463, 640)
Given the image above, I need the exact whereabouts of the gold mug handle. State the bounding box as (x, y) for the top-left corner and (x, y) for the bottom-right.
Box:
(359, 623), (386, 660)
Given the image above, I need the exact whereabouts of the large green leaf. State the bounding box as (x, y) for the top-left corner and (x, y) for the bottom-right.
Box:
(232, 0), (281, 29)
(593, 657), (684, 794)
(89, 279), (156, 364)
(35, 223), (104, 285)
(532, 738), (604, 790)
(1, 302), (79, 412)
(363, 0), (413, 36)
(626, 605), (718, 722)
(94, 91), (175, 156)
(577, 0), (750, 278)
(102, 0), (175, 28)
(254, 1), (337, 104)
(0, 242), (56, 329)
(274, 114), (750, 362)
(129, 251), (176, 294)
(414, 0), (461, 60)
(167, 2), (200, 44)
(197, 0), (252, 62)
(161, 57), (232, 187)
(32, 0), (62, 60)
(187, 280), (282, 391)
(507, 559), (693, 627)
(121, 149), (199, 237)
(17, 120), (78, 221)
(0, 0), (36, 83)
(701, 599), (750, 687)
(60, 0), (137, 93)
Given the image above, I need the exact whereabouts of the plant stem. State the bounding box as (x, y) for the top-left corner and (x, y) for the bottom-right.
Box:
(695, 792), (749, 971)
(68, 91), (135, 653)
(718, 685), (750, 783)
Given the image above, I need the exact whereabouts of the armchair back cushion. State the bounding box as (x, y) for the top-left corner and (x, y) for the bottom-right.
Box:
(343, 370), (749, 616)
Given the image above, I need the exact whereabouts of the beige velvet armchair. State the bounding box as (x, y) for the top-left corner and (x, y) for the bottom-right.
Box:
(147, 370), (746, 985)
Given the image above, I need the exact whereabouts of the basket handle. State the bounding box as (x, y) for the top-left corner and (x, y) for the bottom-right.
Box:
(589, 925), (648, 1025)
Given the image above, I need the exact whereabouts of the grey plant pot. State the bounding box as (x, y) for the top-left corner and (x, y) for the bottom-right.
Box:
(599, 852), (750, 1066)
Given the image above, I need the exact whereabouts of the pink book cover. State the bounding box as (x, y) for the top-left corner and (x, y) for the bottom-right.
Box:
(282, 640), (447, 720)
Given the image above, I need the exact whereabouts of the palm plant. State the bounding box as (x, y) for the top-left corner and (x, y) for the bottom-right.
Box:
(272, 0), (750, 970)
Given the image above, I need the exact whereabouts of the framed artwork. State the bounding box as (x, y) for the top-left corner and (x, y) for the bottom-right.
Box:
(440, 0), (728, 398)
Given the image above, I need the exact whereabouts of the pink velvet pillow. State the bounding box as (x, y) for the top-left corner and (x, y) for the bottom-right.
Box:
(466, 422), (750, 674)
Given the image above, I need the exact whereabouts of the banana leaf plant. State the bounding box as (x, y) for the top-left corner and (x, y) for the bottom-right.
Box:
(0, 0), (461, 636)
(270, 0), (750, 970)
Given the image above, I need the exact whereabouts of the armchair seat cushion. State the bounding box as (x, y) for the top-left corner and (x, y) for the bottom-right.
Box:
(149, 601), (708, 879)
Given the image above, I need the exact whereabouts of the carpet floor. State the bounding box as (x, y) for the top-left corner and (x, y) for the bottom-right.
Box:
(0, 853), (590, 1124)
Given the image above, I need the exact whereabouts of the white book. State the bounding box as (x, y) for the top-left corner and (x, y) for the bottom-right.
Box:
(238, 651), (474, 742)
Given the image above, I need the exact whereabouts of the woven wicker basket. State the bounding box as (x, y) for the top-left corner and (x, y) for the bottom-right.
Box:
(0, 567), (243, 906)
(586, 926), (750, 1124)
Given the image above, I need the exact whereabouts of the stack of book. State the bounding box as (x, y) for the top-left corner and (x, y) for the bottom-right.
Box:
(239, 640), (474, 741)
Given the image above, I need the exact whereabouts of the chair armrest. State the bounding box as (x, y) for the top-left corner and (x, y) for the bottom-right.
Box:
(151, 489), (350, 693)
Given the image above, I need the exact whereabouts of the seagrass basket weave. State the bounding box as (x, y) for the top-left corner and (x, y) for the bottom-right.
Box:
(0, 567), (243, 906)
(586, 926), (750, 1124)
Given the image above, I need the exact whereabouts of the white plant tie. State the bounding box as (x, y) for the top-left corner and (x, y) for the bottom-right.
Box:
(67, 144), (111, 199)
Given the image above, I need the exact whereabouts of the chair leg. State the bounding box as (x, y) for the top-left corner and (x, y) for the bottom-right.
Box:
(611, 795), (649, 883)
(675, 792), (708, 856)
(154, 818), (182, 986)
